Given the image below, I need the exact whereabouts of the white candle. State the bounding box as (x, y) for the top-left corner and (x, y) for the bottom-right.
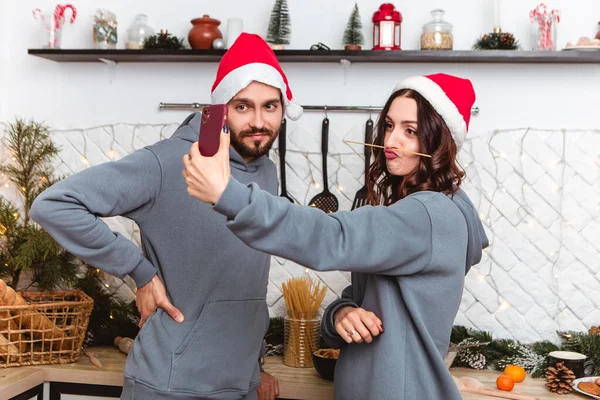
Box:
(226, 18), (243, 49)
(493, 0), (501, 29)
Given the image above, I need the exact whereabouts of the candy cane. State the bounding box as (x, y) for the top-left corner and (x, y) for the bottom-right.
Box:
(32, 8), (44, 21)
(60, 4), (77, 24)
(53, 4), (77, 29)
(550, 8), (560, 23)
(530, 10), (546, 49)
(53, 5), (64, 29)
(529, 3), (559, 50)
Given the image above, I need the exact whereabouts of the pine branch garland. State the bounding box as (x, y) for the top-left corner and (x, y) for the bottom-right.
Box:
(451, 325), (472, 343)
(532, 340), (561, 356)
(531, 340), (560, 378)
(263, 322), (600, 378)
(143, 32), (185, 50)
(485, 338), (521, 363)
(455, 338), (488, 369)
(448, 326), (579, 378)
(343, 3), (364, 46)
(267, 0), (291, 45)
(473, 32), (519, 50)
(494, 342), (546, 376)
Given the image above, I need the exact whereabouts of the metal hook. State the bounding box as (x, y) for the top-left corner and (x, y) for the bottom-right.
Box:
(368, 106), (373, 121)
(324, 105), (328, 119)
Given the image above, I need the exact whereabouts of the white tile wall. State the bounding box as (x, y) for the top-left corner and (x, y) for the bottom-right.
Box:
(1, 121), (598, 343)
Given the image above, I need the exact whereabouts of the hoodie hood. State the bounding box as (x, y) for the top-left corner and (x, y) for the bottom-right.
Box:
(449, 189), (489, 274)
(171, 112), (269, 173)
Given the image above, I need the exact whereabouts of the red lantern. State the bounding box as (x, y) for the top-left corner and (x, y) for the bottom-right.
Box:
(372, 3), (402, 50)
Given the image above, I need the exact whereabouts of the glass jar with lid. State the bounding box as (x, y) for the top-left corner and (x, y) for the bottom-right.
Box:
(420, 9), (453, 50)
(126, 14), (155, 49)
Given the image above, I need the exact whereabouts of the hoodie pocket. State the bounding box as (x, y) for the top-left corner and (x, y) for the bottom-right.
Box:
(169, 299), (268, 395)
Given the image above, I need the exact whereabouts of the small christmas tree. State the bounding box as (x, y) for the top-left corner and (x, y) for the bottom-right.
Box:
(0, 119), (76, 290)
(266, 0), (291, 48)
(343, 3), (364, 49)
(0, 118), (139, 346)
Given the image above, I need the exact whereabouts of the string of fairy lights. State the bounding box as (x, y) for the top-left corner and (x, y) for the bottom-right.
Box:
(460, 128), (600, 336)
(1, 122), (599, 340)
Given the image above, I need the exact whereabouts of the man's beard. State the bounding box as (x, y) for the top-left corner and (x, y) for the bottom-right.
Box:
(230, 126), (279, 159)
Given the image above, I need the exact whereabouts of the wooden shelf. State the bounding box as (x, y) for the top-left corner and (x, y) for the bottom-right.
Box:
(27, 48), (600, 64)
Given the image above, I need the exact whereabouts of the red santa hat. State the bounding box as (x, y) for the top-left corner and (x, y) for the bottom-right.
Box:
(393, 73), (475, 150)
(210, 32), (303, 121)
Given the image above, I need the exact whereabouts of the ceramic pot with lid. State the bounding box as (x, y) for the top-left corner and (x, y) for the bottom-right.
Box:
(188, 15), (223, 49)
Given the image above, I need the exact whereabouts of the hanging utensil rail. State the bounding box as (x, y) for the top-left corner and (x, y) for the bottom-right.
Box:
(159, 103), (480, 115)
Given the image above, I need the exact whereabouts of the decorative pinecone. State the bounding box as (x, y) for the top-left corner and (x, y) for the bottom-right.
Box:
(84, 329), (96, 347)
(499, 33), (516, 47)
(546, 362), (576, 394)
(589, 325), (600, 335)
(456, 338), (487, 370)
(473, 32), (519, 50)
(265, 343), (284, 356)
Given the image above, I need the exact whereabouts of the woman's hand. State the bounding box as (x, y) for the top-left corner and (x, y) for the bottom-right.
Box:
(182, 128), (231, 205)
(334, 306), (383, 344)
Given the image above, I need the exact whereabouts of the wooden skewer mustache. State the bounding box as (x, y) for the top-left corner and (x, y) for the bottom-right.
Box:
(344, 140), (432, 158)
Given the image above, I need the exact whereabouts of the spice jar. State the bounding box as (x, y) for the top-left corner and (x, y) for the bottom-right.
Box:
(420, 9), (453, 50)
(93, 9), (118, 49)
(126, 14), (155, 49)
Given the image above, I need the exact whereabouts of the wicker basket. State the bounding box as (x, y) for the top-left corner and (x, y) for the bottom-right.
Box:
(0, 290), (93, 368)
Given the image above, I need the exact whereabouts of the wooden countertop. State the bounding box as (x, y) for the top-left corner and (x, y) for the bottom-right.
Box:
(0, 347), (588, 400)
(451, 368), (587, 400)
(0, 347), (126, 399)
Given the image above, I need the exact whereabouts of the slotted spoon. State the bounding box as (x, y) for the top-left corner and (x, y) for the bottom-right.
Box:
(308, 117), (338, 213)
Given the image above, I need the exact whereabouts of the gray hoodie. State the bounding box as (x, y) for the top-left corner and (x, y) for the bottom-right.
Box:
(212, 178), (489, 400)
(30, 113), (278, 400)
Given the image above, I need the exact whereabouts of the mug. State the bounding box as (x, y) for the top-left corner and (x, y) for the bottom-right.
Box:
(549, 351), (596, 378)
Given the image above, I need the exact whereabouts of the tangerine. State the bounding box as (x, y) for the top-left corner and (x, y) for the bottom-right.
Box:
(496, 375), (515, 391)
(503, 365), (526, 383)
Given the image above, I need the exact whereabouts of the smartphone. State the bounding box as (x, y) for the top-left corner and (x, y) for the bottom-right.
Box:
(198, 104), (228, 157)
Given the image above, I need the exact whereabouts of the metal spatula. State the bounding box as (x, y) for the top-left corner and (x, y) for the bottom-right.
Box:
(278, 119), (294, 202)
(308, 117), (338, 213)
(351, 118), (374, 210)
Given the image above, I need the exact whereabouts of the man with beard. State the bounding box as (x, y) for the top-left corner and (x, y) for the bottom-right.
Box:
(30, 33), (302, 400)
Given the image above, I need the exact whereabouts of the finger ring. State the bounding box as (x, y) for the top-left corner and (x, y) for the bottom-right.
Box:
(350, 329), (356, 336)
(187, 154), (192, 161)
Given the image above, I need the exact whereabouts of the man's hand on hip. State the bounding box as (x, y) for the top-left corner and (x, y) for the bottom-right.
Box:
(257, 372), (280, 400)
(136, 275), (184, 328)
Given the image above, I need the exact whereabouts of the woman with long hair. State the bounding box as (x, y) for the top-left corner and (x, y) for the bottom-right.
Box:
(183, 73), (489, 399)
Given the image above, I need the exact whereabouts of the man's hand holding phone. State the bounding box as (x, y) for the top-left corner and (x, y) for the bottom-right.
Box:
(183, 120), (231, 205)
(198, 104), (228, 157)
